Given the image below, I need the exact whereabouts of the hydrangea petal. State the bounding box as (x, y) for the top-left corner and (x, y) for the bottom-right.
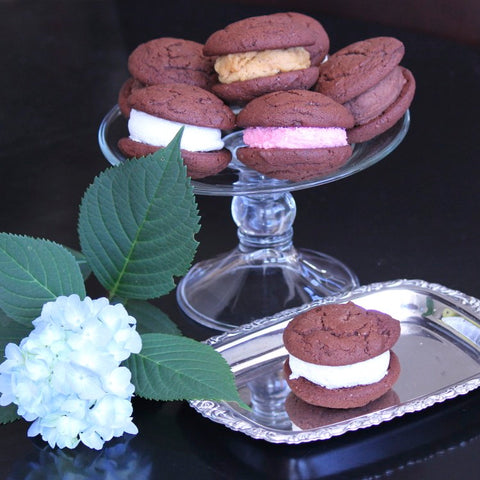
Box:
(103, 367), (135, 397)
(79, 428), (104, 450)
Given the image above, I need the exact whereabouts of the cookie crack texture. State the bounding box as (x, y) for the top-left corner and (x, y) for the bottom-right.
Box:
(283, 302), (401, 365)
(128, 84), (234, 129)
(237, 89), (354, 128)
(203, 12), (319, 56)
(128, 37), (215, 90)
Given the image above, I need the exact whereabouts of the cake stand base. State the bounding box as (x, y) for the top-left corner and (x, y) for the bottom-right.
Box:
(176, 246), (359, 331)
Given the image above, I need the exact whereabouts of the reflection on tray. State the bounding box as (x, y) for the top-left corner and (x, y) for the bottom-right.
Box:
(440, 309), (480, 347)
(285, 390), (400, 431)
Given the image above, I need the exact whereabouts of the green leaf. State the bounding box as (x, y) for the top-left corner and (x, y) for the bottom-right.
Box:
(0, 404), (20, 424)
(64, 247), (92, 281)
(0, 309), (31, 354)
(78, 131), (200, 300)
(126, 300), (181, 336)
(0, 234), (86, 324)
(422, 297), (435, 317)
(126, 333), (245, 406)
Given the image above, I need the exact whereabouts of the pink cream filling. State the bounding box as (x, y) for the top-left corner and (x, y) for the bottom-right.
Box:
(243, 126), (348, 149)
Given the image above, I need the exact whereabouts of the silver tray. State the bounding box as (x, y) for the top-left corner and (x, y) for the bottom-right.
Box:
(189, 279), (480, 444)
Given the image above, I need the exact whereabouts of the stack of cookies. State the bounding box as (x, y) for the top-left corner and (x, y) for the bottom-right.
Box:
(282, 302), (401, 409)
(116, 12), (415, 180)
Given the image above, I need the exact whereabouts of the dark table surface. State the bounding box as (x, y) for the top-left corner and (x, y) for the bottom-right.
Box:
(1, 1), (480, 478)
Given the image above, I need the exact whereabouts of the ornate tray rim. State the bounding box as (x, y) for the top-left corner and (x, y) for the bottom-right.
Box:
(189, 279), (480, 444)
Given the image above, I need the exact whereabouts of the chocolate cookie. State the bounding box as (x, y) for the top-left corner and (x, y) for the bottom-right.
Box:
(347, 67), (415, 143)
(235, 89), (354, 181)
(315, 37), (415, 143)
(283, 302), (401, 365)
(128, 37), (216, 90)
(127, 83), (234, 129)
(208, 69), (320, 106)
(117, 83), (235, 179)
(117, 77), (144, 118)
(203, 12), (328, 104)
(283, 301), (401, 409)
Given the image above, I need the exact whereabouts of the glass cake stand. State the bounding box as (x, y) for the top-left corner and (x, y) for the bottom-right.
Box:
(99, 105), (410, 330)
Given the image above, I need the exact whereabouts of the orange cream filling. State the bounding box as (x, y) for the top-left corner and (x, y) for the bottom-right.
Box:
(214, 47), (310, 84)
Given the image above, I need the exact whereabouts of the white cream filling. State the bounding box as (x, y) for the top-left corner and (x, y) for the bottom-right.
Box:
(128, 108), (224, 152)
(289, 350), (390, 389)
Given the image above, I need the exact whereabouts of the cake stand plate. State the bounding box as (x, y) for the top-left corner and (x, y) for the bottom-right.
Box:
(99, 106), (410, 330)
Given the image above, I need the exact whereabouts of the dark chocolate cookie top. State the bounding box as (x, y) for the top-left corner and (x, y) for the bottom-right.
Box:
(203, 12), (321, 56)
(128, 37), (215, 89)
(315, 37), (405, 104)
(128, 83), (235, 130)
(283, 301), (401, 366)
(236, 90), (354, 128)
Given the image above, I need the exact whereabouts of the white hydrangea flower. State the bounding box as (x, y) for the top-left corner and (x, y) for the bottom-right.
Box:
(0, 294), (142, 450)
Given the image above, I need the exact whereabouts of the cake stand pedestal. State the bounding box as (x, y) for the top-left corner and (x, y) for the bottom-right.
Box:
(176, 139), (359, 329)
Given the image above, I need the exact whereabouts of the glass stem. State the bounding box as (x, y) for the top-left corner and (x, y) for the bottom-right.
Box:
(231, 192), (297, 252)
